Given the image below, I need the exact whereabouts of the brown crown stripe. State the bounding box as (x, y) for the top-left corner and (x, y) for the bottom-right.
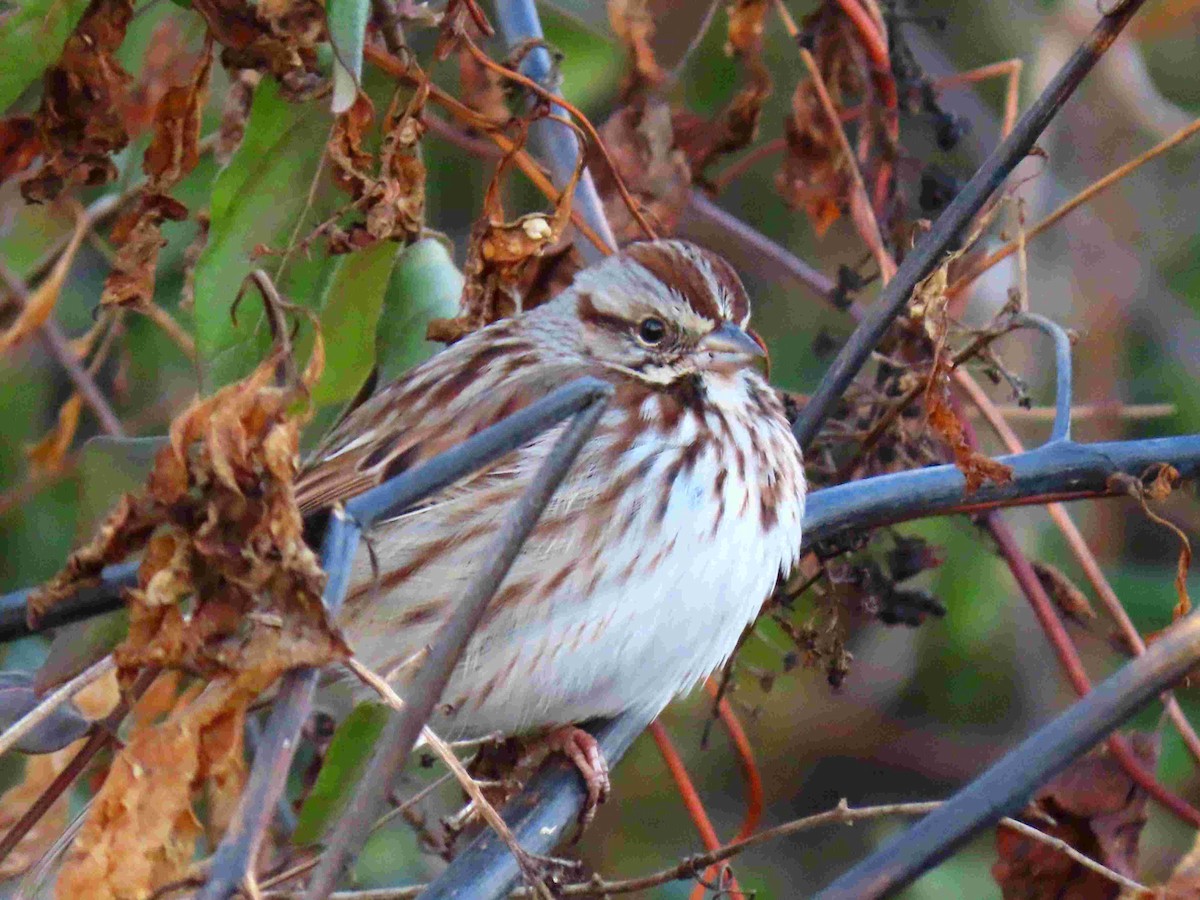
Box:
(623, 241), (750, 326)
(704, 249), (751, 326)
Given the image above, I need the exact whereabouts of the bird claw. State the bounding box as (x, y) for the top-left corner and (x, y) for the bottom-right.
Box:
(543, 726), (611, 831)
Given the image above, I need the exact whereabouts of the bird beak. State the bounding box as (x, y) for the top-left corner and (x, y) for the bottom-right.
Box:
(700, 322), (767, 361)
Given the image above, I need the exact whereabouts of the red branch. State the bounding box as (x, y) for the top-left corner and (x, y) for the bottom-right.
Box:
(954, 400), (1200, 828)
(648, 720), (747, 900)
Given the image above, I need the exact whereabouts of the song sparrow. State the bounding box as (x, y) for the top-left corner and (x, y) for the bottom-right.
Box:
(298, 239), (806, 805)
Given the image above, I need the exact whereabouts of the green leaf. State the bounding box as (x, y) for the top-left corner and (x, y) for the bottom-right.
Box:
(294, 702), (390, 845)
(375, 238), (462, 384)
(311, 239), (402, 407)
(327, 0), (370, 114)
(192, 77), (329, 391)
(0, 0), (91, 112)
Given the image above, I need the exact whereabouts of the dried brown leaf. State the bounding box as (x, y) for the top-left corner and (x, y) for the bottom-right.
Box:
(217, 69), (261, 163)
(102, 42), (211, 315)
(119, 18), (199, 138)
(192, 0), (325, 98)
(609, 0), (666, 94)
(0, 745), (82, 881)
(30, 291), (343, 682)
(100, 195), (190, 311)
(55, 676), (253, 900)
(26, 394), (84, 476)
(0, 217), (88, 354)
(430, 120), (582, 341)
(1032, 561), (1097, 625)
(143, 40), (213, 190)
(776, 81), (846, 236)
(328, 87), (428, 253)
(19, 0), (133, 203)
(993, 736), (1156, 899)
(593, 98), (691, 243)
(457, 27), (509, 126)
(0, 117), (43, 184)
(926, 363), (1013, 492)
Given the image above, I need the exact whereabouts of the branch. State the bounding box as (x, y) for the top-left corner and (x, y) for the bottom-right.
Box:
(802, 434), (1200, 547)
(813, 605), (1200, 898)
(493, 0), (617, 260)
(790, 0), (1150, 448)
(0, 261), (126, 438)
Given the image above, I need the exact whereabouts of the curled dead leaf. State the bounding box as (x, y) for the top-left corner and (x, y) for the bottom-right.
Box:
(1032, 561), (1097, 625)
(101, 40), (212, 316)
(55, 676), (252, 900)
(926, 362), (1013, 492)
(592, 97), (691, 243)
(20, 0), (134, 204)
(327, 86), (428, 254)
(609, 0), (667, 94)
(0, 217), (88, 355)
(993, 735), (1156, 899)
(191, 0), (326, 99)
(26, 394), (84, 477)
(30, 287), (342, 684)
(429, 117), (583, 342)
(0, 117), (42, 184)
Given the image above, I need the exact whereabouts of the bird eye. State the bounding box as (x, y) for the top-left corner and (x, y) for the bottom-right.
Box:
(638, 317), (667, 345)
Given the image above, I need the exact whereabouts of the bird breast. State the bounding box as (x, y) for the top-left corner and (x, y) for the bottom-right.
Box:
(336, 369), (805, 738)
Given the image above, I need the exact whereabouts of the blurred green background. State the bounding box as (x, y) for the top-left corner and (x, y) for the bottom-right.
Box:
(1, 0), (1199, 896)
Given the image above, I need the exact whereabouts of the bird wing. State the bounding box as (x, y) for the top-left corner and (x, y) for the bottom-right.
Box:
(296, 324), (596, 514)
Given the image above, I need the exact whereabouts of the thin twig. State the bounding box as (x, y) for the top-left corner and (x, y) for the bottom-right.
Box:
(791, 0), (1151, 449)
(344, 658), (556, 900)
(0, 655), (115, 759)
(950, 114), (1200, 297)
(773, 0), (896, 283)
(0, 261), (126, 438)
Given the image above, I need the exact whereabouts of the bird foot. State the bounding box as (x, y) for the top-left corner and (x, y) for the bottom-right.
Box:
(539, 726), (611, 831)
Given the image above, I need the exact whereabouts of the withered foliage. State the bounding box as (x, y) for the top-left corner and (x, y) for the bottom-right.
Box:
(102, 39), (213, 317)
(428, 124), (583, 343)
(608, 0), (667, 96)
(327, 86), (429, 254)
(776, 7), (863, 235)
(0, 675), (116, 882)
(56, 674), (249, 900)
(191, 0), (326, 99)
(29, 317), (343, 683)
(674, 0), (771, 177)
(592, 98), (691, 244)
(22, 300), (342, 896)
(6, 0), (134, 203)
(994, 736), (1156, 899)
